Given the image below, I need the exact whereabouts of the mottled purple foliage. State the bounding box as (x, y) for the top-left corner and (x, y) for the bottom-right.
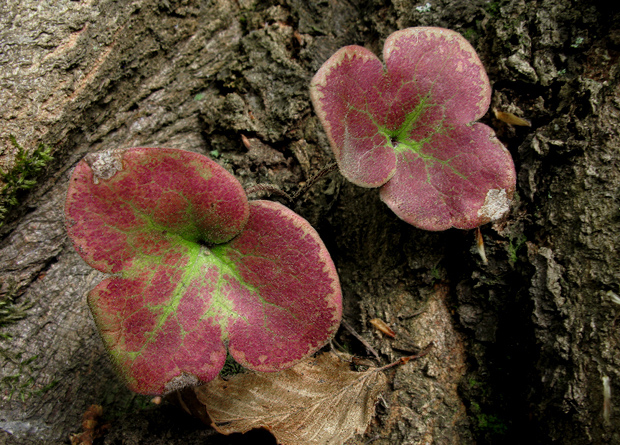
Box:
(311, 27), (516, 230)
(65, 147), (342, 394)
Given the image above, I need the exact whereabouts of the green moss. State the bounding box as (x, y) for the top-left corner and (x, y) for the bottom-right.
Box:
(468, 377), (484, 392)
(476, 412), (508, 435)
(571, 37), (585, 49)
(0, 280), (51, 400)
(507, 235), (527, 264)
(0, 350), (59, 401)
(469, 400), (508, 437)
(0, 280), (33, 330)
(484, 2), (501, 17)
(461, 27), (479, 43)
(0, 136), (53, 227)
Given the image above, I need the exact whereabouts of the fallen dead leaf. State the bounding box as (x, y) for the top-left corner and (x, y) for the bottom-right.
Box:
(69, 404), (109, 445)
(493, 108), (532, 126)
(369, 318), (396, 338)
(194, 352), (388, 445)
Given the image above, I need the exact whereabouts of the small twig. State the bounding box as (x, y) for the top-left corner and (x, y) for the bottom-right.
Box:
(377, 342), (434, 372)
(291, 162), (338, 200)
(364, 434), (383, 445)
(341, 318), (381, 360)
(245, 184), (293, 201)
(378, 394), (389, 409)
(244, 162), (338, 203)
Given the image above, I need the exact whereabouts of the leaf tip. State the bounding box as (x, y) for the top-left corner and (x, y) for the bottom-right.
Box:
(493, 108), (532, 127)
(475, 227), (488, 265)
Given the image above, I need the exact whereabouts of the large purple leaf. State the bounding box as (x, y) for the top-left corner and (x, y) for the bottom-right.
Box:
(65, 148), (342, 394)
(310, 27), (516, 230)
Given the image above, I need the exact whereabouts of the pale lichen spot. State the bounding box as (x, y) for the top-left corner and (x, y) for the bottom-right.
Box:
(606, 290), (620, 305)
(603, 375), (612, 425)
(164, 372), (202, 394)
(477, 188), (510, 222)
(84, 148), (126, 184)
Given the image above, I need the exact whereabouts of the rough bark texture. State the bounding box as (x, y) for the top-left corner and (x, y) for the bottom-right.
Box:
(1, 0), (619, 443)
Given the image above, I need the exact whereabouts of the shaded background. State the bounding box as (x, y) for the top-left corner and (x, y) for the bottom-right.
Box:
(1, 0), (619, 443)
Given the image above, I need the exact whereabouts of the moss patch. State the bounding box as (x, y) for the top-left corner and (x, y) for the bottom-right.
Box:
(0, 136), (53, 227)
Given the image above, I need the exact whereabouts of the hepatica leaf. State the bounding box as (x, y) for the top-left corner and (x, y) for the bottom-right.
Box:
(310, 27), (517, 230)
(65, 147), (342, 394)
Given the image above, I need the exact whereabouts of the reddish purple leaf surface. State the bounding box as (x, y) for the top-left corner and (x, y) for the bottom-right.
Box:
(65, 147), (342, 394)
(310, 27), (516, 230)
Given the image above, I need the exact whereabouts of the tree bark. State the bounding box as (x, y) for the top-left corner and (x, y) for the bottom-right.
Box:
(1, 0), (618, 443)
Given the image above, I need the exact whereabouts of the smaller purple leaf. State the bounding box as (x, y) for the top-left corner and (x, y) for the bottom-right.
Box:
(311, 27), (517, 230)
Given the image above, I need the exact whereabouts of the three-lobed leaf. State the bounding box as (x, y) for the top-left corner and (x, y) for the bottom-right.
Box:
(310, 27), (517, 230)
(65, 147), (342, 394)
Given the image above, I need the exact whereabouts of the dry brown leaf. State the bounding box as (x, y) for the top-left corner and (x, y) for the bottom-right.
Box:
(493, 108), (532, 126)
(369, 318), (396, 337)
(194, 352), (388, 445)
(69, 404), (109, 445)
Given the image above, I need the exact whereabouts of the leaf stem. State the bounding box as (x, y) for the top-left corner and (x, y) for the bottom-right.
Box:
(377, 342), (434, 371)
(245, 184), (293, 201)
(341, 318), (381, 360)
(291, 162), (338, 201)
(244, 162), (339, 203)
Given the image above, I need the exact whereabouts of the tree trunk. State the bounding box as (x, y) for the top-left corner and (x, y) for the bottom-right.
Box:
(1, 0), (618, 443)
